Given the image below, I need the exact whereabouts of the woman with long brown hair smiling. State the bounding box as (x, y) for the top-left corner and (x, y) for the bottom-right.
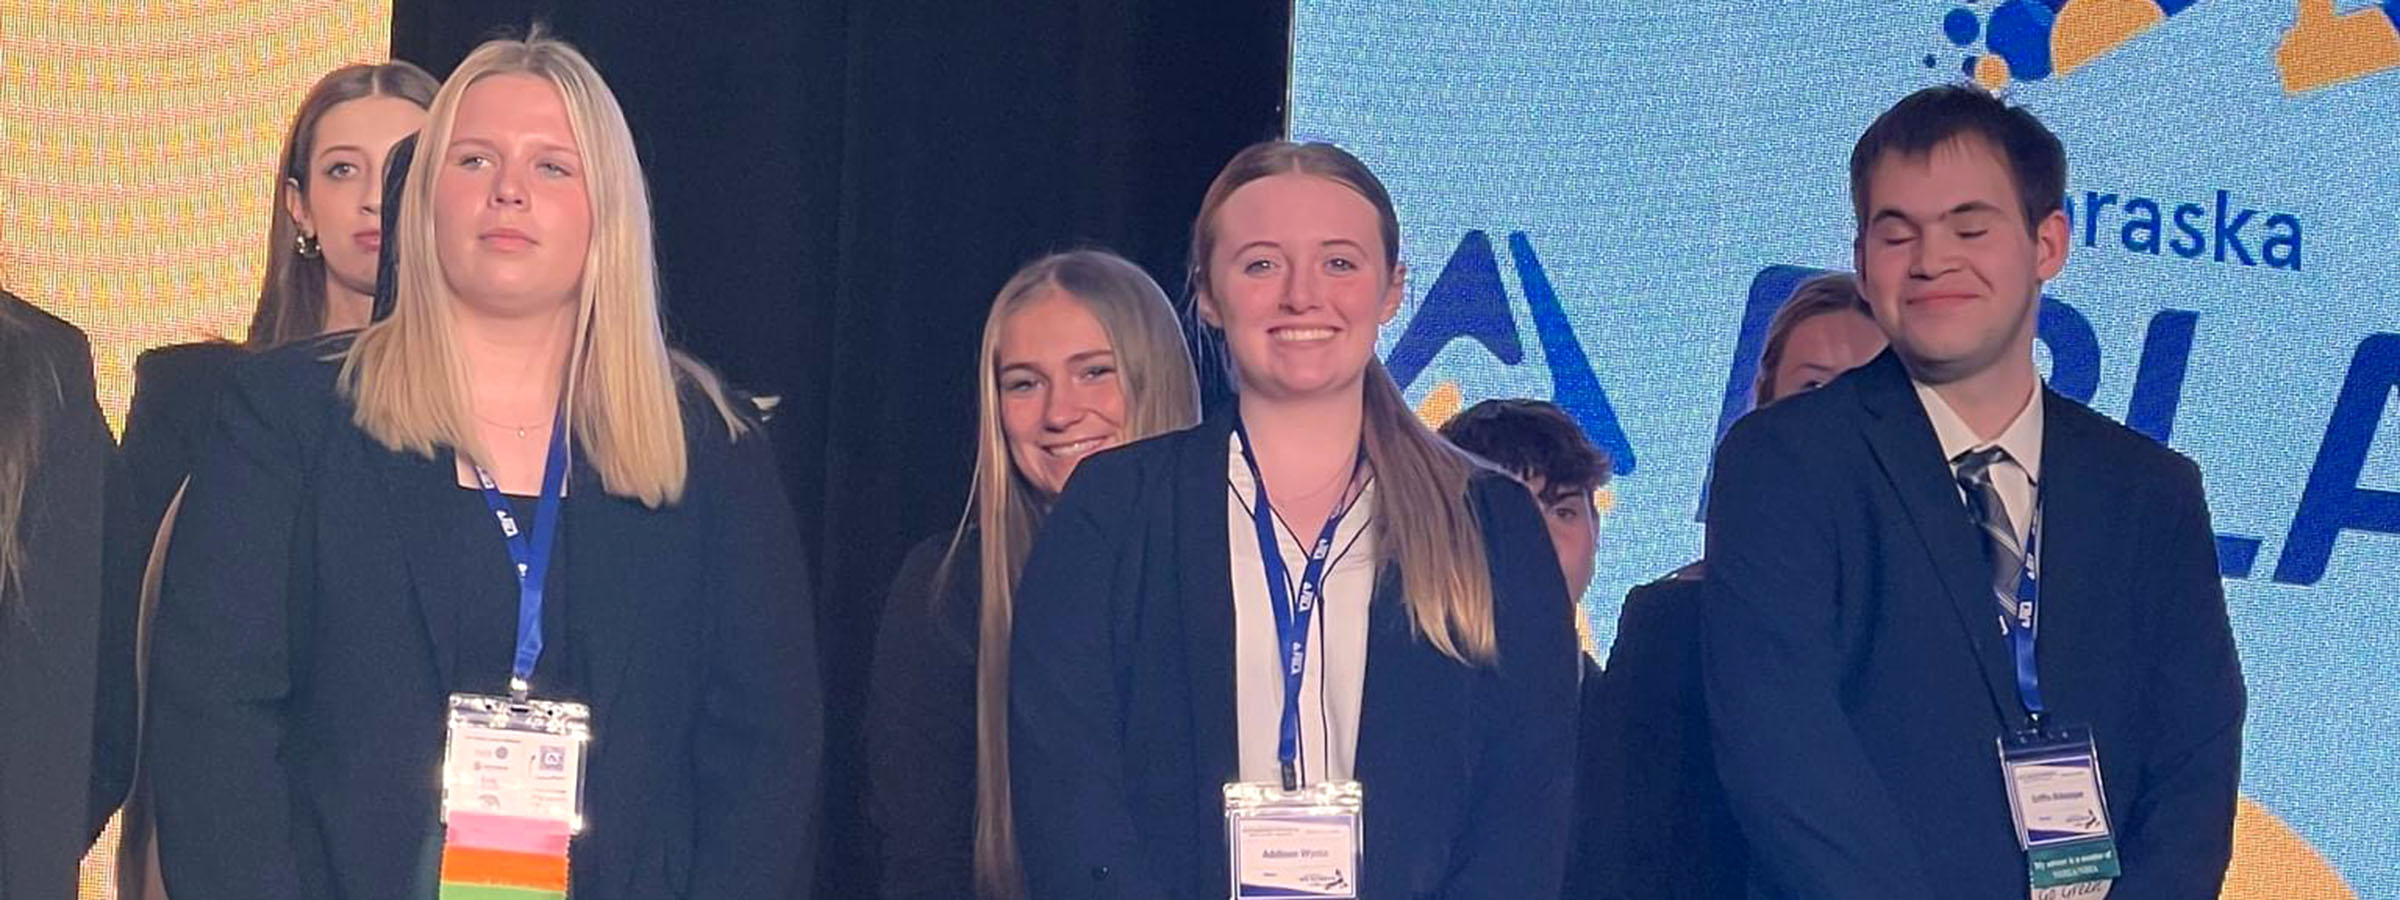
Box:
(1006, 141), (1580, 899)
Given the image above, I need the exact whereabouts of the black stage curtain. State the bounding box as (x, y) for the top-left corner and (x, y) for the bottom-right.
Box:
(391, 2), (1287, 896)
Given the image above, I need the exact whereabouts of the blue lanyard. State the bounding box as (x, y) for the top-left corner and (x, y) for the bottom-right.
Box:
(470, 408), (569, 701)
(1232, 421), (1363, 791)
(2006, 504), (2048, 731)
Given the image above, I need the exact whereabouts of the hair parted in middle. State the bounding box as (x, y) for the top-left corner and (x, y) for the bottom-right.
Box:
(1187, 139), (1501, 667)
(339, 29), (743, 509)
(948, 248), (1199, 900)
(252, 61), (438, 350)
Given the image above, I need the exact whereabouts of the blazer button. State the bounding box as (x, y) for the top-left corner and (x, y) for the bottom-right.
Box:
(1090, 865), (1111, 881)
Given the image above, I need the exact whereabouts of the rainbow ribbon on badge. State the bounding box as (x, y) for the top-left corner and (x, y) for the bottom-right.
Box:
(438, 810), (571, 900)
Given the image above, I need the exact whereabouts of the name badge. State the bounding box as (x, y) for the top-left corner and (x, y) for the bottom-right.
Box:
(1224, 780), (1363, 900)
(1999, 724), (2120, 899)
(442, 692), (592, 829)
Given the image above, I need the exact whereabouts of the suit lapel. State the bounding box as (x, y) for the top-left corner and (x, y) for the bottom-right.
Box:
(2026, 390), (2102, 710)
(1350, 567), (1410, 790)
(1850, 352), (2017, 720)
(1177, 414), (1241, 797)
(563, 460), (639, 714)
(375, 445), (485, 694)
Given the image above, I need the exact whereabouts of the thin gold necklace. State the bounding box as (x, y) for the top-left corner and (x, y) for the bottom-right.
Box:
(473, 411), (552, 440)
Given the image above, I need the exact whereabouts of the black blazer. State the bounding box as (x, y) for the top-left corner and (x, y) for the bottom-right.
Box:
(1572, 564), (1745, 900)
(1008, 411), (1580, 900)
(147, 336), (824, 900)
(93, 339), (248, 835)
(1701, 350), (2244, 900)
(864, 531), (982, 900)
(0, 294), (109, 900)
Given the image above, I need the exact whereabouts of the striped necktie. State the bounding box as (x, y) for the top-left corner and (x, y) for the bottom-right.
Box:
(1954, 446), (2024, 622)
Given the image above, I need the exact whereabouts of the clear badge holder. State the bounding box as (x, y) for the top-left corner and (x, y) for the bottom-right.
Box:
(1999, 724), (2119, 898)
(1223, 780), (1363, 900)
(440, 692), (593, 832)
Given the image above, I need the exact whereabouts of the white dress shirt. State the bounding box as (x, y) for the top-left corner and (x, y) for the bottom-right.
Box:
(1914, 379), (2045, 552)
(1227, 433), (1375, 786)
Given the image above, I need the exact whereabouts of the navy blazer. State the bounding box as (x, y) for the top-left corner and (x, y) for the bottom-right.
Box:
(1576, 566), (1746, 900)
(0, 294), (109, 899)
(1008, 411), (1580, 900)
(146, 336), (823, 900)
(1701, 350), (2244, 900)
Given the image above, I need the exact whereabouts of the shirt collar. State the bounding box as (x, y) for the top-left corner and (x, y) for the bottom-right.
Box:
(1912, 379), (2044, 485)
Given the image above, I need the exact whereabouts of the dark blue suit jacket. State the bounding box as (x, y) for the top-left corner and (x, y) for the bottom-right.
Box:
(1008, 411), (1581, 900)
(147, 336), (823, 900)
(1701, 350), (2244, 900)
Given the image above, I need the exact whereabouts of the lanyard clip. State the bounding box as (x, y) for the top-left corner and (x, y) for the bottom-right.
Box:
(1280, 760), (1299, 792)
(509, 676), (532, 705)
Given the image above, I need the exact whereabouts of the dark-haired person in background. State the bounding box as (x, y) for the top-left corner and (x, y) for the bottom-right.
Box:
(1703, 85), (2243, 899)
(95, 61), (436, 840)
(866, 249), (1199, 900)
(0, 287), (111, 899)
(1007, 141), (1579, 900)
(1435, 398), (1626, 900)
(1578, 271), (1882, 900)
(1436, 398), (1610, 645)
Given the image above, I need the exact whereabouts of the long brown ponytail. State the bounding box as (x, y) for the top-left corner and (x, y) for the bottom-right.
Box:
(1187, 141), (1497, 665)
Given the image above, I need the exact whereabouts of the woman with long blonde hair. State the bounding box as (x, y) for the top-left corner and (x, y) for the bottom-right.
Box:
(146, 34), (821, 899)
(1006, 141), (1581, 899)
(865, 249), (1198, 900)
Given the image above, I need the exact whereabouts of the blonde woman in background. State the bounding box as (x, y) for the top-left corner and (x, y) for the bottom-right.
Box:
(145, 35), (821, 899)
(865, 249), (1199, 900)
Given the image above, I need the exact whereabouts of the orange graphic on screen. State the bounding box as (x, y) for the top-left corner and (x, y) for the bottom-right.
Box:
(2, 8), (395, 898)
(2227, 796), (2357, 898)
(1932, 0), (2399, 94)
(2276, 0), (2400, 92)
(0, 0), (394, 434)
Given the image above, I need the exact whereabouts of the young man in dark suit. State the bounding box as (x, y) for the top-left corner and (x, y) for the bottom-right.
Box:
(1702, 86), (2245, 900)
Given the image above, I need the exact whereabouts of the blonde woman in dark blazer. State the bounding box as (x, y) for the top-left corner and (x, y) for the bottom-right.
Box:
(866, 249), (1198, 900)
(146, 35), (820, 900)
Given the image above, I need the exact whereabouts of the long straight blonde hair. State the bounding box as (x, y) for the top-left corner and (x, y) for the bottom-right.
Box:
(954, 250), (1199, 900)
(340, 33), (739, 506)
(1187, 141), (1498, 665)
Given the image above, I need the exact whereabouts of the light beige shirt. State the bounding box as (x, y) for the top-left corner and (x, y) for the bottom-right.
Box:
(1227, 433), (1375, 785)
(1914, 380), (2045, 551)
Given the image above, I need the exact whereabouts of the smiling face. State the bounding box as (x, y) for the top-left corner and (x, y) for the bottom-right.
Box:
(1196, 173), (1404, 403)
(431, 73), (593, 316)
(1854, 135), (2066, 385)
(996, 289), (1128, 498)
(286, 94), (425, 308)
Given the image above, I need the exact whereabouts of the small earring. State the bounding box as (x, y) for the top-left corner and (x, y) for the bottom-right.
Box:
(294, 230), (322, 260)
